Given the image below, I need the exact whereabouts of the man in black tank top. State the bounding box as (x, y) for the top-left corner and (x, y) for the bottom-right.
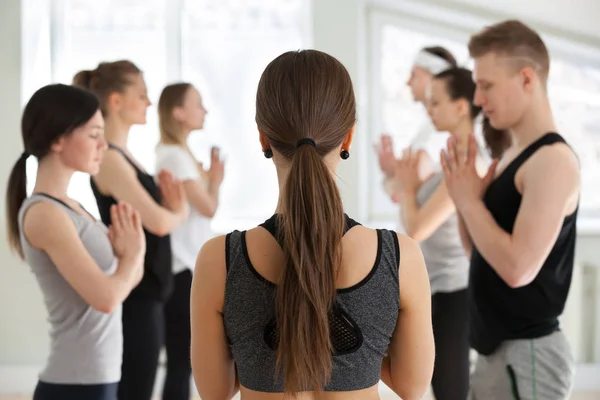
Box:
(440, 20), (579, 399)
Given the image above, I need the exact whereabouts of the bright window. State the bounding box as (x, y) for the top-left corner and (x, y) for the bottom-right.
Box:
(22, 0), (309, 231)
(181, 0), (308, 232)
(369, 13), (600, 227)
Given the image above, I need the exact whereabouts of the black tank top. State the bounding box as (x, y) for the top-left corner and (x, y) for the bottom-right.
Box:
(90, 144), (173, 301)
(469, 132), (578, 355)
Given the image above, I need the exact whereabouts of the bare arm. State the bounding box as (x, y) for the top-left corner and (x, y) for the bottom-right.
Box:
(457, 212), (473, 258)
(24, 202), (142, 314)
(398, 180), (455, 242)
(382, 234), (435, 400)
(183, 179), (220, 218)
(460, 145), (579, 288)
(190, 235), (239, 399)
(382, 176), (397, 199)
(95, 151), (185, 236)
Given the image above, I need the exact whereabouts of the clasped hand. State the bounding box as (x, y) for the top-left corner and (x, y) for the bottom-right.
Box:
(440, 134), (498, 213)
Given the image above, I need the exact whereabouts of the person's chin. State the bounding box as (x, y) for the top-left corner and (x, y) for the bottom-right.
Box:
(87, 162), (102, 176)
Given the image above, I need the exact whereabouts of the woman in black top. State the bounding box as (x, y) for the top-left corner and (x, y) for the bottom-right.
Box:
(73, 60), (188, 400)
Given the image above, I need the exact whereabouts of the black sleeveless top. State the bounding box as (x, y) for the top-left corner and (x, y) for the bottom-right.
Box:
(90, 144), (173, 301)
(469, 132), (578, 355)
(222, 214), (401, 392)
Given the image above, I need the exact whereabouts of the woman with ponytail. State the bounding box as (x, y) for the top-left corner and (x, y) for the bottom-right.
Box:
(190, 50), (435, 400)
(73, 60), (188, 400)
(5, 84), (144, 400)
(389, 67), (509, 400)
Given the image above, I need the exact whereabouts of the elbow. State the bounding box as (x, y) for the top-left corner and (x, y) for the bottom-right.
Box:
(202, 207), (216, 219)
(503, 259), (539, 289)
(195, 202), (217, 219)
(91, 297), (119, 314)
(395, 384), (431, 400)
(405, 225), (428, 243)
(146, 221), (171, 237)
(505, 273), (535, 289)
(193, 380), (236, 400)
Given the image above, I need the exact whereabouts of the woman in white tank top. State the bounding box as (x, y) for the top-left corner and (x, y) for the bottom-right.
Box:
(5, 84), (145, 400)
(375, 46), (458, 200)
(154, 83), (224, 400)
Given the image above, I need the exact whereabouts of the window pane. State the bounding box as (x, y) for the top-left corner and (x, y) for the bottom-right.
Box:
(54, 0), (167, 217)
(548, 60), (600, 219)
(372, 22), (600, 223)
(181, 0), (308, 232)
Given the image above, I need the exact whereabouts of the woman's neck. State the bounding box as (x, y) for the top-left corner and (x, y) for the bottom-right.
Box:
(32, 157), (74, 199)
(451, 118), (474, 155)
(104, 116), (131, 149)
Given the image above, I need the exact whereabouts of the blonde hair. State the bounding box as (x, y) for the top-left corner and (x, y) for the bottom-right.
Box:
(157, 83), (193, 145)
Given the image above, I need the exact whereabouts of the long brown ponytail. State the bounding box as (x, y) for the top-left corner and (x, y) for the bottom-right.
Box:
(255, 50), (356, 393)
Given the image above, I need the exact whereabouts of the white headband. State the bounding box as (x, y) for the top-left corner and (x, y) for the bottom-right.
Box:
(413, 50), (452, 75)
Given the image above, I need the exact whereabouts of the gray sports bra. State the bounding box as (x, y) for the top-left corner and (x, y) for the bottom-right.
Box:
(222, 215), (401, 392)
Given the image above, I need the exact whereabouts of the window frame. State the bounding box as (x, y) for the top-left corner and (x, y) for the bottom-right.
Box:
(365, 6), (600, 232)
(34, 0), (313, 234)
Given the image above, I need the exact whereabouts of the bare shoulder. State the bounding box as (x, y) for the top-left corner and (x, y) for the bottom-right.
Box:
(396, 232), (430, 308)
(396, 233), (426, 272)
(524, 141), (580, 183)
(95, 149), (136, 180)
(195, 235), (227, 274)
(23, 200), (75, 250)
(94, 149), (139, 194)
(193, 235), (228, 310)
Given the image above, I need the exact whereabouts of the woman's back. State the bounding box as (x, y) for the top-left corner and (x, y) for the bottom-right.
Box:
(190, 49), (434, 400)
(225, 216), (399, 398)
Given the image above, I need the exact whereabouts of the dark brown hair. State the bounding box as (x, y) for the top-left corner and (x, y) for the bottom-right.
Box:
(72, 60), (141, 115)
(423, 46), (458, 68)
(255, 50), (356, 393)
(6, 84), (100, 258)
(468, 20), (550, 85)
(157, 83), (193, 145)
(435, 67), (510, 158)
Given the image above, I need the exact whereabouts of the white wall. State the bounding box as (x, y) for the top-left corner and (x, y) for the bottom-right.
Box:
(0, 0), (51, 369)
(0, 0), (599, 393)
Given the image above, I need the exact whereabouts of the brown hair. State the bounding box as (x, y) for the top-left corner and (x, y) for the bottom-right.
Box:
(423, 46), (458, 68)
(255, 50), (356, 393)
(468, 20), (550, 85)
(435, 68), (510, 158)
(72, 60), (141, 115)
(157, 83), (193, 145)
(6, 84), (99, 258)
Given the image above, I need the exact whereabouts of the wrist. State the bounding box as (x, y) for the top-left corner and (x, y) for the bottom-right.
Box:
(397, 188), (416, 204)
(119, 253), (143, 265)
(457, 198), (482, 217)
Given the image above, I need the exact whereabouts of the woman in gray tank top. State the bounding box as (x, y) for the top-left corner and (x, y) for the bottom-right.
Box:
(4, 84), (145, 400)
(385, 68), (510, 400)
(190, 50), (436, 400)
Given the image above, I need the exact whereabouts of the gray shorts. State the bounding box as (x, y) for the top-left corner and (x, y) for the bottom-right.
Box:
(469, 330), (575, 400)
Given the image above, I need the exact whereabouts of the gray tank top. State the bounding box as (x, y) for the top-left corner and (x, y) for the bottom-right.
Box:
(18, 194), (122, 384)
(223, 216), (400, 392)
(416, 173), (469, 294)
